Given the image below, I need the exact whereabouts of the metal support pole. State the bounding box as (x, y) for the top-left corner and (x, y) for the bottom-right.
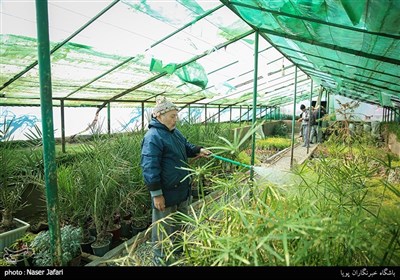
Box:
(386, 107), (389, 122)
(269, 108), (272, 121)
(204, 104), (207, 126)
(3, 0), (120, 92)
(35, 0), (62, 266)
(265, 106), (268, 121)
(383, 107), (387, 122)
(386, 108), (389, 122)
(326, 90), (330, 115)
(141, 102), (145, 132)
(60, 100), (65, 153)
(250, 30), (259, 181)
(188, 104), (191, 124)
(386, 108), (388, 122)
(218, 105), (221, 123)
(307, 80), (313, 153)
(290, 67), (298, 168)
(107, 102), (111, 135)
(239, 106), (242, 126)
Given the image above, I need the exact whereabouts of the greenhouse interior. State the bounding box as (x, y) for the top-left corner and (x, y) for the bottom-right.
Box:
(0, 0), (399, 268)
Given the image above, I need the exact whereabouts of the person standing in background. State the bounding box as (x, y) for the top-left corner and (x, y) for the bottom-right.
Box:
(309, 106), (317, 144)
(314, 105), (326, 143)
(298, 104), (310, 147)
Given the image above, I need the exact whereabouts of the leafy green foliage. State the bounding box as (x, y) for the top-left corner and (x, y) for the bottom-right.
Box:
(383, 122), (400, 142)
(150, 139), (400, 266)
(56, 132), (150, 245)
(208, 121), (265, 158)
(31, 225), (82, 266)
(256, 137), (291, 151)
(271, 122), (289, 136)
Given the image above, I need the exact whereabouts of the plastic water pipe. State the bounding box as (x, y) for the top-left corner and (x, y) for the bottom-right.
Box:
(211, 154), (253, 169)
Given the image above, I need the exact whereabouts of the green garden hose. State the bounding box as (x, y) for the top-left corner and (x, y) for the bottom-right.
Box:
(211, 154), (253, 169)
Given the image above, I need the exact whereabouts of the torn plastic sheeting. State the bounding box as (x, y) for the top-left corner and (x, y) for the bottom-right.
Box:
(379, 92), (393, 107)
(175, 61), (208, 89)
(149, 58), (177, 74)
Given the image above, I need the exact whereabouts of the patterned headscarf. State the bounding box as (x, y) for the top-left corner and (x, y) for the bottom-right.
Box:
(152, 96), (179, 117)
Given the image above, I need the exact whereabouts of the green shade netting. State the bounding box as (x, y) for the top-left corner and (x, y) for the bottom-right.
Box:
(230, 0), (400, 107)
(379, 92), (393, 107)
(149, 58), (177, 74)
(175, 61), (208, 89)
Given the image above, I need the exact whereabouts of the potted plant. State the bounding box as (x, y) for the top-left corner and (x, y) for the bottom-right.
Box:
(90, 165), (119, 256)
(77, 136), (135, 255)
(118, 179), (150, 238)
(130, 199), (151, 236)
(0, 117), (30, 253)
(57, 164), (96, 253)
(131, 213), (149, 236)
(3, 233), (36, 266)
(30, 225), (82, 266)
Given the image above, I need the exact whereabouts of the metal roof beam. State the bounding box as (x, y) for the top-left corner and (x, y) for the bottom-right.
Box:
(335, 91), (380, 106)
(96, 30), (254, 110)
(0, 0), (120, 92)
(220, 0), (316, 89)
(323, 65), (399, 88)
(281, 46), (400, 79)
(299, 64), (400, 94)
(65, 3), (224, 99)
(205, 71), (308, 105)
(257, 27), (400, 65)
(178, 97), (207, 111)
(227, 1), (400, 40)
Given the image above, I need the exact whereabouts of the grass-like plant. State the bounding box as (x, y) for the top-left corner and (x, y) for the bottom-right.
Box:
(150, 139), (400, 266)
(256, 137), (291, 151)
(102, 119), (399, 267)
(0, 118), (27, 231)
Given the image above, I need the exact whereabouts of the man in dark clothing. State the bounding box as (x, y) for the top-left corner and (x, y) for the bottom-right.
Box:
(309, 106), (317, 144)
(314, 105), (326, 143)
(140, 97), (211, 265)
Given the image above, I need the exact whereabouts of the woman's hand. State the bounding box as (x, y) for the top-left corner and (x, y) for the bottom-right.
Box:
(199, 148), (212, 157)
(153, 195), (166, 211)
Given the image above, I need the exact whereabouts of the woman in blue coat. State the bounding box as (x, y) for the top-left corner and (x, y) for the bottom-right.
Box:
(141, 97), (211, 265)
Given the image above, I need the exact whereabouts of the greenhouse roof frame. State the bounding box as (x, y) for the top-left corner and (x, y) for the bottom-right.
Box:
(1, 0), (399, 109)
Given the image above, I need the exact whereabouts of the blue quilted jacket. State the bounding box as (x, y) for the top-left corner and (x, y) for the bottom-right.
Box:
(140, 118), (201, 207)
